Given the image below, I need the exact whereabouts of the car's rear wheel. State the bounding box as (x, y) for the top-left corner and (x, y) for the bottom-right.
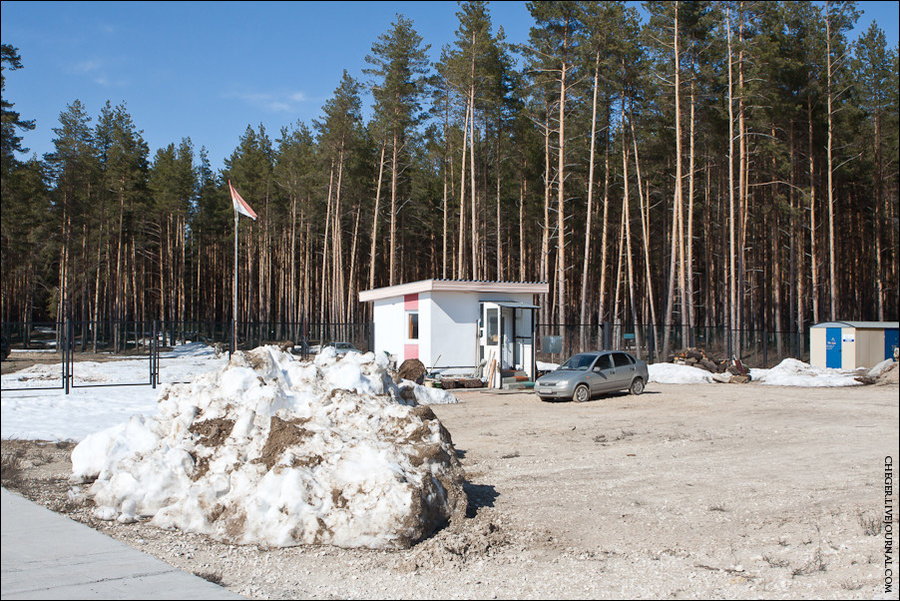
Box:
(573, 384), (590, 403)
(630, 377), (645, 395)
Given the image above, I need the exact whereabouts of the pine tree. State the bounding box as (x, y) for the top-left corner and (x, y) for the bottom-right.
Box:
(525, 0), (582, 333)
(364, 14), (431, 286)
(1, 44), (35, 178)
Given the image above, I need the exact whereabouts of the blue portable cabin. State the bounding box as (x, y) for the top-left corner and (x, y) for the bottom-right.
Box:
(810, 321), (899, 369)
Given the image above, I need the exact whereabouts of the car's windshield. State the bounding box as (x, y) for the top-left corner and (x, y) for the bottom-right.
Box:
(559, 353), (596, 371)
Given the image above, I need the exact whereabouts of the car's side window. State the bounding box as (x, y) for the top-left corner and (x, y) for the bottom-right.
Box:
(595, 354), (613, 370)
(613, 353), (632, 367)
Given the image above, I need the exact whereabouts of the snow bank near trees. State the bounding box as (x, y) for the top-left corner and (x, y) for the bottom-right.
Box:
(70, 346), (466, 549)
(649, 357), (878, 387)
(648, 362), (716, 384)
(749, 358), (863, 387)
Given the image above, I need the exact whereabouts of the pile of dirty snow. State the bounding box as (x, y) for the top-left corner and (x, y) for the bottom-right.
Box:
(70, 346), (466, 549)
(397, 380), (459, 405)
(749, 358), (862, 387)
(868, 359), (898, 384)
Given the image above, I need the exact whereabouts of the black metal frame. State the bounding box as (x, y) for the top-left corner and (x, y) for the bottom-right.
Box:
(1, 320), (161, 395)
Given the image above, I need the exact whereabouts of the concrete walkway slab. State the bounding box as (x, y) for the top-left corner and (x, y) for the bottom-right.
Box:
(1, 488), (243, 599)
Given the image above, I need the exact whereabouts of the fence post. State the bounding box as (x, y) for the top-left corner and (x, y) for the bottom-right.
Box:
(62, 320), (67, 394)
(64, 319), (72, 395)
(151, 320), (157, 388)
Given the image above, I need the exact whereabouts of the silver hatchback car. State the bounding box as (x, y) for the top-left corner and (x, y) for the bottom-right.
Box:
(535, 350), (648, 402)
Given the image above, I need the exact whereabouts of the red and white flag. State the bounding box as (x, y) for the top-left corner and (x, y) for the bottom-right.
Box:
(229, 180), (258, 220)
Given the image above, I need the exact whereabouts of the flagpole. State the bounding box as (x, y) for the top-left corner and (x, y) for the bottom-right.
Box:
(229, 180), (256, 356)
(232, 210), (239, 356)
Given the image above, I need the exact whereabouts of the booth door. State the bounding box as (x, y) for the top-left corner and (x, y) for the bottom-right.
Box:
(481, 303), (500, 384)
(886, 329), (899, 361)
(825, 328), (842, 368)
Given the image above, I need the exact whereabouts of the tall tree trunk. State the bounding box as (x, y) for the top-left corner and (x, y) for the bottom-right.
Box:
(581, 52), (602, 344)
(389, 129), (399, 286)
(347, 203), (362, 323)
(334, 141), (346, 322)
(686, 79), (697, 338)
(737, 8), (748, 354)
(540, 111), (551, 325)
(469, 85), (478, 280)
(115, 183), (125, 352)
(873, 105), (884, 320)
(808, 96), (820, 324)
(495, 118), (503, 281)
(825, 4), (837, 320)
(321, 159), (334, 325)
(621, 114), (641, 356)
(612, 201), (626, 348)
(598, 116), (611, 327)
(369, 141), (386, 291)
(662, 3), (683, 359)
(457, 102), (471, 280)
(556, 36), (568, 332)
(727, 7), (738, 356)
(519, 163), (527, 282)
(631, 120), (660, 358)
(289, 195), (297, 330)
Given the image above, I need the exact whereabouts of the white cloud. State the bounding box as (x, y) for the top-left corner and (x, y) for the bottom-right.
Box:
(72, 60), (102, 74)
(226, 89), (311, 113)
(68, 59), (126, 87)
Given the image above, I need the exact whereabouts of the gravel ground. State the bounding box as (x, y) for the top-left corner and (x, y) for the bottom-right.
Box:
(2, 381), (898, 599)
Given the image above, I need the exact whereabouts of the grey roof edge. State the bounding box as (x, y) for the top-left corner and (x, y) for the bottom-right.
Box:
(811, 321), (900, 329)
(360, 279), (550, 302)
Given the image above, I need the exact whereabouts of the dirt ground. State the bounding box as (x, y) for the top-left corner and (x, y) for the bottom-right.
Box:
(2, 381), (897, 599)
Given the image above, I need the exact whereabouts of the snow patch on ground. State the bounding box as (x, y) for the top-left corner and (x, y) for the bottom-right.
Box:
(868, 358), (896, 379)
(648, 362), (715, 384)
(398, 380), (459, 405)
(749, 358), (862, 387)
(69, 346), (466, 549)
(649, 358), (879, 387)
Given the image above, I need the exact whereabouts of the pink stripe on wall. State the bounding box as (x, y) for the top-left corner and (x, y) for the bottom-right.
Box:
(404, 344), (419, 360)
(404, 293), (418, 310)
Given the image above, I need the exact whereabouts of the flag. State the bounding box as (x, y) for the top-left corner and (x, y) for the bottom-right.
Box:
(229, 180), (258, 220)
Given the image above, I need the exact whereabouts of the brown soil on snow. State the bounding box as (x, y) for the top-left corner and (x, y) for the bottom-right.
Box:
(2, 381), (897, 599)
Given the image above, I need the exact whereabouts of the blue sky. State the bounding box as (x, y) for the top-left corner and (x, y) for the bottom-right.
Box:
(2, 1), (897, 173)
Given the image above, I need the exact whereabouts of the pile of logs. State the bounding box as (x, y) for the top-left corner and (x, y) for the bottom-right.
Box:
(437, 378), (485, 389)
(671, 348), (752, 383)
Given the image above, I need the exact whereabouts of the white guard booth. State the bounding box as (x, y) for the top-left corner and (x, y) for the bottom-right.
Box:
(359, 279), (549, 387)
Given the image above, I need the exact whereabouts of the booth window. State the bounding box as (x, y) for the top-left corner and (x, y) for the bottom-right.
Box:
(487, 307), (498, 344)
(407, 312), (419, 340)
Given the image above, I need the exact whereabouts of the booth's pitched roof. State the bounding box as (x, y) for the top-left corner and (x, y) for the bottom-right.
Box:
(811, 321), (899, 329)
(359, 279), (549, 302)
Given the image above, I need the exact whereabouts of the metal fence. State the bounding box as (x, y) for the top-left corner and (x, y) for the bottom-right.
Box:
(1, 320), (372, 353)
(0, 320), (162, 394)
(535, 323), (810, 368)
(1, 320), (373, 394)
(2, 319), (809, 393)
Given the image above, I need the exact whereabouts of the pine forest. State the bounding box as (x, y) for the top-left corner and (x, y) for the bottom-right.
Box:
(1, 1), (898, 360)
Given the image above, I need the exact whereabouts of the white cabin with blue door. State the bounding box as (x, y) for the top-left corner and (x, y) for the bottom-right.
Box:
(359, 279), (549, 387)
(810, 321), (900, 369)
